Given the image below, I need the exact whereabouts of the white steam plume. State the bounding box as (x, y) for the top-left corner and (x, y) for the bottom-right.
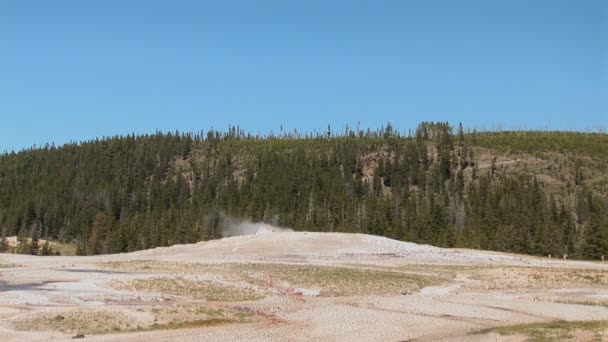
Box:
(221, 218), (293, 237)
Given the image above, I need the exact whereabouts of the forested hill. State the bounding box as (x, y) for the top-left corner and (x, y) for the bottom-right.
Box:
(1, 122), (607, 259)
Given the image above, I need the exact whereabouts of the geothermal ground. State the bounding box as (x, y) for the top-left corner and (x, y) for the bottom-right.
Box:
(0, 231), (607, 341)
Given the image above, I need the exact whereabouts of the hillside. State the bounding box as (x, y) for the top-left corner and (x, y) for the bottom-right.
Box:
(0, 122), (606, 259)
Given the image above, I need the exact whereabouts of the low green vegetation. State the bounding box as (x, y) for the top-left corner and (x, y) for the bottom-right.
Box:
(0, 261), (17, 268)
(473, 131), (608, 160)
(472, 320), (608, 342)
(112, 277), (264, 302)
(141, 306), (252, 332)
(233, 263), (441, 296)
(12, 306), (253, 335)
(546, 300), (608, 309)
(146, 318), (233, 331)
(101, 260), (442, 296)
(13, 310), (136, 335)
(101, 260), (189, 272)
(471, 266), (608, 290)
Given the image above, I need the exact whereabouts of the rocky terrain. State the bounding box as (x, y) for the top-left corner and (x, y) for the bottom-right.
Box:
(1, 229), (607, 341)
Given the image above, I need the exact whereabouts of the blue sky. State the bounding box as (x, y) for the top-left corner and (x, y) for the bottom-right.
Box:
(1, 0), (606, 152)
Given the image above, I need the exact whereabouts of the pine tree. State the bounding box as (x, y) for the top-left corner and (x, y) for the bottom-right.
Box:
(29, 230), (40, 255)
(583, 214), (604, 260)
(88, 212), (112, 255)
(16, 227), (30, 254)
(457, 122), (465, 147)
(0, 123), (605, 259)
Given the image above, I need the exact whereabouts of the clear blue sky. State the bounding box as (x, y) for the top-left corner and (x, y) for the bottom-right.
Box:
(1, 0), (606, 152)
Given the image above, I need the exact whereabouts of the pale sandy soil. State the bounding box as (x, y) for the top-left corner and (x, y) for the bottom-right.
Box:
(1, 231), (607, 341)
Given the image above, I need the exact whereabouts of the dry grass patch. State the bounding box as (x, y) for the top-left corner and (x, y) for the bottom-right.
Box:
(139, 305), (253, 331)
(12, 309), (140, 334)
(543, 299), (608, 309)
(0, 257), (18, 268)
(472, 320), (608, 342)
(112, 277), (264, 302)
(100, 260), (234, 277)
(468, 267), (608, 290)
(101, 260), (183, 272)
(232, 263), (441, 296)
(395, 263), (490, 277)
(101, 261), (444, 297)
(49, 241), (77, 256)
(12, 306), (253, 335)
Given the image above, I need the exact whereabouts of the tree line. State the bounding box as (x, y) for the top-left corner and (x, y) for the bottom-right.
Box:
(0, 122), (606, 259)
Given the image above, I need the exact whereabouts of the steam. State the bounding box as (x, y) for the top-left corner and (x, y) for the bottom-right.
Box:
(221, 218), (294, 237)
